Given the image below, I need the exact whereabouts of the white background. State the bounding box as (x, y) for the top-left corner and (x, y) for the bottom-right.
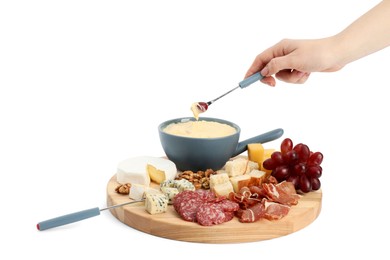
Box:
(1, 0), (389, 259)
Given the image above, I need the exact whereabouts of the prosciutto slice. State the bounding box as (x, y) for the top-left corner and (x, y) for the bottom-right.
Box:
(229, 180), (302, 223)
(264, 201), (290, 220)
(236, 199), (266, 223)
(262, 181), (300, 206)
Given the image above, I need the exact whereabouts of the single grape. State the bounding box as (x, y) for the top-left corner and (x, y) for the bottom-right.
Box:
(310, 177), (321, 190)
(281, 138), (293, 155)
(299, 175), (312, 193)
(293, 162), (307, 175)
(293, 143), (310, 162)
(306, 165), (322, 178)
(263, 158), (276, 170)
(282, 150), (298, 165)
(287, 174), (300, 189)
(307, 152), (323, 166)
(271, 151), (284, 167)
(272, 165), (290, 182)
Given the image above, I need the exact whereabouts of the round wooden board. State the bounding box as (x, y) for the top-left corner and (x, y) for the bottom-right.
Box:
(106, 174), (322, 244)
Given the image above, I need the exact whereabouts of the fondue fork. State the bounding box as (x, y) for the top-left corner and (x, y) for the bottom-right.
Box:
(37, 199), (144, 231)
(196, 72), (263, 112)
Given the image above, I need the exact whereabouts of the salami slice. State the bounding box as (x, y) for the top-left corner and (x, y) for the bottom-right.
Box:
(224, 211), (235, 222)
(173, 189), (239, 225)
(195, 189), (216, 202)
(216, 199), (239, 212)
(173, 190), (203, 222)
(196, 203), (226, 226)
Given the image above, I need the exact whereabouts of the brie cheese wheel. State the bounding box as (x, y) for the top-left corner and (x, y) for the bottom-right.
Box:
(116, 156), (177, 186)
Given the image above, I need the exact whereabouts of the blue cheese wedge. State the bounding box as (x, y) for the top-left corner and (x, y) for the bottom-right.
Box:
(160, 186), (179, 204)
(160, 179), (195, 191)
(159, 179), (194, 204)
(174, 179), (195, 192)
(145, 192), (168, 215)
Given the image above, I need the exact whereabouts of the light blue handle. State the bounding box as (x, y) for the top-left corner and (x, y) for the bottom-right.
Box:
(238, 72), (263, 88)
(37, 207), (100, 231)
(233, 128), (284, 157)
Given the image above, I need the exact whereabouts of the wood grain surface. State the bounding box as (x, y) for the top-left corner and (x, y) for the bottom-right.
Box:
(106, 173), (322, 244)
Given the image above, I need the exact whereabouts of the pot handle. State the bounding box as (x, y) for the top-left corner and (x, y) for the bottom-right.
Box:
(233, 128), (284, 157)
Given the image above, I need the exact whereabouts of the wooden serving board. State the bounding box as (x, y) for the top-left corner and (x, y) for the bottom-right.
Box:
(106, 174), (322, 243)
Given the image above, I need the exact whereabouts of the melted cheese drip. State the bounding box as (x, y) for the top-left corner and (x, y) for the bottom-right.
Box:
(190, 103), (202, 120)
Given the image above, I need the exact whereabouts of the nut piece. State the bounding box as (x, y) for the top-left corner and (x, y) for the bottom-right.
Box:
(200, 177), (210, 189)
(115, 183), (131, 194)
(175, 169), (216, 189)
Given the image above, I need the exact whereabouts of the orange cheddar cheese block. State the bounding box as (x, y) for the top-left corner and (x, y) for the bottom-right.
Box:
(261, 148), (275, 176)
(248, 143), (265, 169)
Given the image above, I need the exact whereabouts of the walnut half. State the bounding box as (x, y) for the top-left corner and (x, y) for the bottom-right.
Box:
(115, 183), (131, 194)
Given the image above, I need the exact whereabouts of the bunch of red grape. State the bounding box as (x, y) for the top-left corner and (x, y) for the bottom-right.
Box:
(263, 138), (323, 193)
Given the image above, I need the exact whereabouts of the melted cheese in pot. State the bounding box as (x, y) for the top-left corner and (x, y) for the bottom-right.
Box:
(163, 120), (236, 138)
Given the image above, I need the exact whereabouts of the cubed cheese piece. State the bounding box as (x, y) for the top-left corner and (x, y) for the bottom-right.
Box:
(145, 192), (168, 215)
(248, 143), (265, 169)
(224, 157), (248, 177)
(212, 181), (234, 197)
(160, 186), (179, 204)
(246, 160), (259, 173)
(209, 173), (230, 189)
(248, 169), (266, 186)
(264, 149), (276, 159)
(129, 183), (160, 201)
(261, 149), (276, 176)
(229, 175), (251, 193)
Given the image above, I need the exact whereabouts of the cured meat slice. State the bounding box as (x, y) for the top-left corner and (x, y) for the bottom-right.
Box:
(173, 190), (204, 222)
(173, 190), (197, 210)
(275, 181), (300, 205)
(262, 181), (300, 206)
(224, 211), (235, 222)
(196, 203), (227, 226)
(229, 187), (260, 209)
(249, 185), (268, 198)
(173, 189), (239, 225)
(196, 200), (239, 226)
(216, 199), (240, 212)
(195, 189), (217, 202)
(237, 199), (266, 223)
(264, 201), (290, 220)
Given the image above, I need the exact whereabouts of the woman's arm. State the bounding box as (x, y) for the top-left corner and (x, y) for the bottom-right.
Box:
(245, 0), (390, 86)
